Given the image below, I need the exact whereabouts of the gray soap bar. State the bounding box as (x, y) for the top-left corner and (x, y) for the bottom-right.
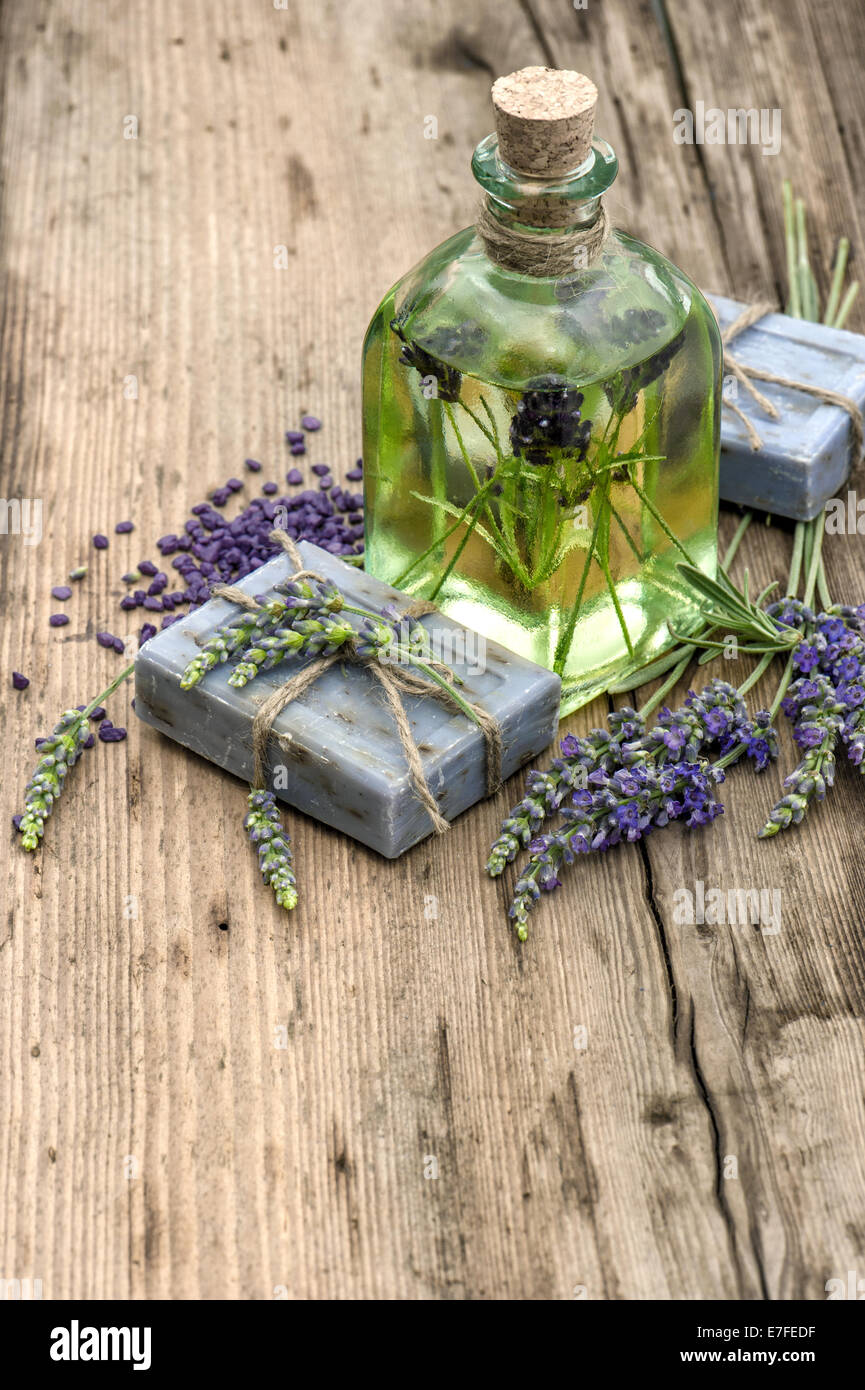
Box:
(709, 293), (865, 521)
(134, 542), (561, 858)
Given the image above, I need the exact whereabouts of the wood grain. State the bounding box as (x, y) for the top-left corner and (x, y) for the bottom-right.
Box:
(1, 0), (863, 1300)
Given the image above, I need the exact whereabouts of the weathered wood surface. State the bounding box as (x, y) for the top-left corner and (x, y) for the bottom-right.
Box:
(2, 0), (864, 1300)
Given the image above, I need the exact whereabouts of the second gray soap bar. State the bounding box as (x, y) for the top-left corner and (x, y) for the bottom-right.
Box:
(134, 542), (561, 858)
(710, 292), (865, 521)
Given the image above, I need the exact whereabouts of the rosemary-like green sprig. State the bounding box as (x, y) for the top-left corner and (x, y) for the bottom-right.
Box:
(669, 562), (802, 657)
(608, 511), (757, 698)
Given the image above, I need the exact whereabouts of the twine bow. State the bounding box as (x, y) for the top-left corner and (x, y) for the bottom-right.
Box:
(210, 531), (503, 836)
(721, 300), (865, 467)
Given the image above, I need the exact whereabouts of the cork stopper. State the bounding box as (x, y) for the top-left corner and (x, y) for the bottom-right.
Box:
(491, 67), (598, 178)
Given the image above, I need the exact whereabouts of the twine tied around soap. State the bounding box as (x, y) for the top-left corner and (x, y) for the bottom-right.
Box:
(476, 200), (610, 277)
(210, 531), (503, 836)
(721, 300), (865, 468)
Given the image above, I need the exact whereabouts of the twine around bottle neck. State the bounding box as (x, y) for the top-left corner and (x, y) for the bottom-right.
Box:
(476, 199), (610, 277)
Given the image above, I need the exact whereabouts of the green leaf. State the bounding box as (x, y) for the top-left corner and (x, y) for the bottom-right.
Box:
(408, 490), (530, 581)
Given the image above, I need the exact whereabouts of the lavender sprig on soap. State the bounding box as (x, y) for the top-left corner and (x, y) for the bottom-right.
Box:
(180, 597), (291, 688)
(228, 615), (356, 686)
(275, 575), (346, 615)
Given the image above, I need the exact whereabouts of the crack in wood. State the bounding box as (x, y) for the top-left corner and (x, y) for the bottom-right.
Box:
(637, 837), (680, 1041)
(686, 1003), (758, 1299)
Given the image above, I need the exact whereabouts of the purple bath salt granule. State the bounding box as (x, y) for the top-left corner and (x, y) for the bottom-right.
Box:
(245, 458), (262, 472)
(289, 442), (306, 456)
(12, 671), (30, 690)
(115, 520), (134, 533)
(51, 585), (73, 600)
(96, 631), (116, 647)
(93, 534), (109, 549)
(311, 463), (330, 477)
(49, 613), (69, 627)
(98, 723), (127, 743)
(89, 706), (106, 720)
(112, 637), (125, 655)
(114, 425), (364, 625)
(301, 415), (321, 431)
(225, 477), (244, 493)
(82, 732), (96, 749)
(139, 623), (158, 645)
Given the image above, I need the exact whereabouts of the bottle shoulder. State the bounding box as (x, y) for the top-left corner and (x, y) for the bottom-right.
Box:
(365, 225), (719, 391)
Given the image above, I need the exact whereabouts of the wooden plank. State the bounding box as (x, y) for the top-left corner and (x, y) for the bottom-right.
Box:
(1, 0), (863, 1302)
(662, 0), (865, 324)
(522, 0), (735, 292)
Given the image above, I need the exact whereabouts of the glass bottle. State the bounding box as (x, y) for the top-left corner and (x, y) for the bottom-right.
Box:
(362, 67), (721, 714)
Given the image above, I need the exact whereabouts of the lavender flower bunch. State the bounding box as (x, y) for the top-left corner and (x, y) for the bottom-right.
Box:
(181, 575), (354, 690)
(760, 602), (865, 836)
(489, 679), (778, 940)
(14, 659), (137, 852)
(16, 708), (96, 851)
(510, 758), (727, 936)
(197, 573), (456, 702)
(486, 705), (647, 875)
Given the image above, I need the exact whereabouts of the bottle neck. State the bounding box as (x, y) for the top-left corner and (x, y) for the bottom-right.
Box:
(472, 133), (618, 275)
